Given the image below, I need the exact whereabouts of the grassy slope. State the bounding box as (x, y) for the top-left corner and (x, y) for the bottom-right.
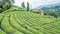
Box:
(0, 6), (60, 34)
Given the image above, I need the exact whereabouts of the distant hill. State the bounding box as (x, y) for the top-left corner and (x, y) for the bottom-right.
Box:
(35, 3), (60, 8)
(33, 3), (60, 16)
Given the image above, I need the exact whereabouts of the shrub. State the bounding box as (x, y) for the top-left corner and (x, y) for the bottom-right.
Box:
(0, 8), (3, 13)
(5, 2), (11, 10)
(44, 12), (47, 15)
(49, 12), (58, 18)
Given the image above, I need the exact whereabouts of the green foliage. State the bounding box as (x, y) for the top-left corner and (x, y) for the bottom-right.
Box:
(0, 0), (3, 7)
(0, 29), (7, 34)
(27, 2), (29, 11)
(42, 6), (60, 16)
(0, 7), (60, 34)
(49, 12), (58, 18)
(44, 12), (47, 15)
(0, 0), (3, 13)
(5, 6), (26, 13)
(21, 2), (25, 8)
(0, 0), (15, 13)
(0, 8), (3, 13)
(5, 2), (11, 10)
(3, 0), (14, 11)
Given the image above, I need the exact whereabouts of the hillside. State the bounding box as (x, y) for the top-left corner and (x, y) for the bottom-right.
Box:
(0, 7), (60, 34)
(41, 6), (60, 16)
(34, 4), (60, 16)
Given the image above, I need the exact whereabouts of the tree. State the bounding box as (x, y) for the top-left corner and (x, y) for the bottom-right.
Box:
(27, 2), (29, 11)
(3, 0), (15, 11)
(44, 12), (47, 15)
(0, 0), (3, 13)
(0, 8), (3, 13)
(21, 2), (25, 8)
(49, 12), (58, 18)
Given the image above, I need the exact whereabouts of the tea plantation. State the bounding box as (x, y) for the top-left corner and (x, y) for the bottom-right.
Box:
(0, 7), (60, 34)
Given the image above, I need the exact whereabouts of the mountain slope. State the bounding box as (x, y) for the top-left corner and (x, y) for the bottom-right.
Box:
(34, 3), (60, 16)
(0, 7), (60, 34)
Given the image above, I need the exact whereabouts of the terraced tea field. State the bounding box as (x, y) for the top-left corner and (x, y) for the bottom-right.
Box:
(0, 7), (60, 34)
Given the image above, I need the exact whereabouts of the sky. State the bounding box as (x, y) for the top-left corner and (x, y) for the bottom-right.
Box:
(14, 0), (60, 8)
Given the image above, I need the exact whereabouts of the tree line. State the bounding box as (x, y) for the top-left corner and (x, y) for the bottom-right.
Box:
(21, 2), (30, 11)
(0, 0), (14, 13)
(0, 0), (30, 13)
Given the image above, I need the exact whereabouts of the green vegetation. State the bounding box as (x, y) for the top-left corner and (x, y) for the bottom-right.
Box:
(0, 8), (3, 13)
(0, 0), (3, 13)
(21, 2), (30, 11)
(21, 2), (25, 8)
(49, 12), (58, 18)
(0, 0), (14, 13)
(42, 6), (60, 16)
(0, 0), (60, 34)
(0, 6), (60, 34)
(27, 2), (30, 11)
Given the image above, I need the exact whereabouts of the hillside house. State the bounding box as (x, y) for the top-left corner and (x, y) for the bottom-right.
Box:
(33, 9), (44, 15)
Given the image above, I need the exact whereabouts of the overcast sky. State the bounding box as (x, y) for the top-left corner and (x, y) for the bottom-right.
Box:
(14, 0), (60, 8)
